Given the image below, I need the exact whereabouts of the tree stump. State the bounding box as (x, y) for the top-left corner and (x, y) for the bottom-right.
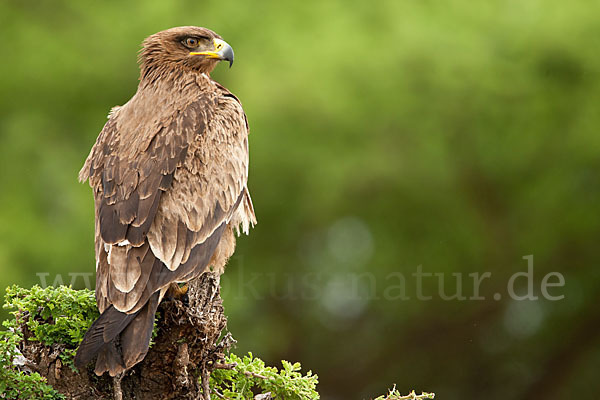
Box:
(19, 273), (232, 399)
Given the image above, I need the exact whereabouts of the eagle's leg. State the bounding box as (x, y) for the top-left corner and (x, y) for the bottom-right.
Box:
(113, 372), (124, 400)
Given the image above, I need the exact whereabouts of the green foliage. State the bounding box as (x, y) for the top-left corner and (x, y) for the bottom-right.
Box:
(210, 352), (319, 400)
(0, 300), (66, 399)
(373, 387), (435, 400)
(0, 285), (319, 399)
(0, 365), (65, 400)
(2, 285), (99, 365)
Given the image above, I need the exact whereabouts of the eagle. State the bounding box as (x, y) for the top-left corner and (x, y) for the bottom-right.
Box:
(74, 26), (256, 376)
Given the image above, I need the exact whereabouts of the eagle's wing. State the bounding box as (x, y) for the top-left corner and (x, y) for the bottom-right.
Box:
(80, 88), (253, 315)
(76, 87), (254, 374)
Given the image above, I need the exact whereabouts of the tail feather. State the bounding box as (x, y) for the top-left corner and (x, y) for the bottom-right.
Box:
(74, 306), (136, 369)
(121, 291), (160, 367)
(75, 292), (161, 376)
(94, 341), (125, 377)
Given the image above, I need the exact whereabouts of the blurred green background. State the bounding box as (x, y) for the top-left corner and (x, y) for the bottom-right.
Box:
(1, 0), (599, 399)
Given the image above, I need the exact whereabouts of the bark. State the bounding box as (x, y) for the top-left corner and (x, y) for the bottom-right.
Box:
(19, 273), (232, 400)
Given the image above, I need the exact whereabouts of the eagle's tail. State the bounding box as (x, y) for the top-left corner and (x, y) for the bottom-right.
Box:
(74, 292), (160, 376)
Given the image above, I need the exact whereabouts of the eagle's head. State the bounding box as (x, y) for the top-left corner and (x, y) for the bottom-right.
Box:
(139, 26), (234, 77)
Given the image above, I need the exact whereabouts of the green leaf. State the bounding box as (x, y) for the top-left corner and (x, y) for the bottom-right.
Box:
(209, 352), (320, 400)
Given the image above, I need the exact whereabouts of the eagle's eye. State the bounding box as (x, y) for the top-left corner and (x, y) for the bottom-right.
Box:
(183, 37), (199, 48)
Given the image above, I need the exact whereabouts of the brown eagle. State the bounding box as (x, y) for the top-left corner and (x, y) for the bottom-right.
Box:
(74, 26), (256, 376)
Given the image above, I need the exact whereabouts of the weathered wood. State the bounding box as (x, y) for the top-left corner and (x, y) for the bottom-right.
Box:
(19, 273), (230, 399)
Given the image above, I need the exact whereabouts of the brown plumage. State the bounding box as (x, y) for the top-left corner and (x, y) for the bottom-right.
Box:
(74, 26), (256, 376)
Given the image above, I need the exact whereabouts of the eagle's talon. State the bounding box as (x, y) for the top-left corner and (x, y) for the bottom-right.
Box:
(166, 283), (189, 300)
(177, 283), (189, 297)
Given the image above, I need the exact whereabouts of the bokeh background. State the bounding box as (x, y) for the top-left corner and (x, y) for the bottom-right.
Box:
(1, 0), (599, 399)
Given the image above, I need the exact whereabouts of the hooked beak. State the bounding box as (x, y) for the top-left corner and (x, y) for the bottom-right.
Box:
(189, 38), (234, 67)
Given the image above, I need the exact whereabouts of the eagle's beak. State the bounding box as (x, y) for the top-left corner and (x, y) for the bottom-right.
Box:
(190, 38), (234, 68)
